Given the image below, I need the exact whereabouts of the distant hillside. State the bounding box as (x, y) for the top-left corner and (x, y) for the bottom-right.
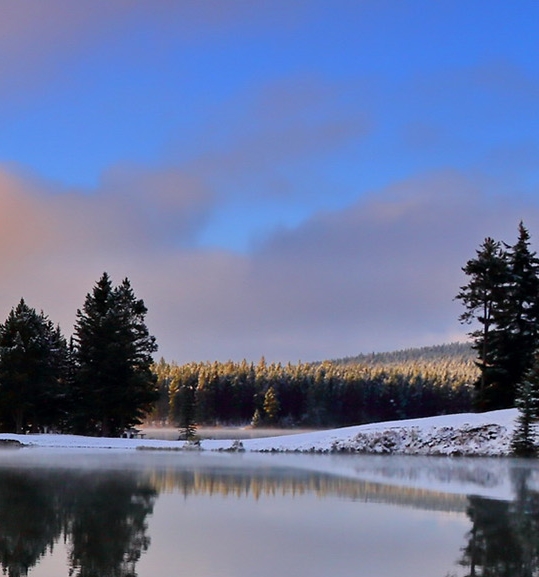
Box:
(333, 342), (475, 366)
(154, 341), (477, 429)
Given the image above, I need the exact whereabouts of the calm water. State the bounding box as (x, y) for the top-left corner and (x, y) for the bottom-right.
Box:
(0, 449), (537, 577)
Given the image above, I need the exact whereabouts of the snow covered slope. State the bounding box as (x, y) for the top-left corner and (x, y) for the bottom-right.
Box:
(0, 409), (519, 456)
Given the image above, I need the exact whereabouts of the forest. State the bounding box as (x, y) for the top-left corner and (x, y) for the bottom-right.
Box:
(150, 343), (477, 433)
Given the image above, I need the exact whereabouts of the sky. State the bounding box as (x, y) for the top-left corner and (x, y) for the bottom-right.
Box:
(1, 1), (539, 363)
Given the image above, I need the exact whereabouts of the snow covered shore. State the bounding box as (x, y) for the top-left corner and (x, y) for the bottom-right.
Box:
(0, 409), (519, 456)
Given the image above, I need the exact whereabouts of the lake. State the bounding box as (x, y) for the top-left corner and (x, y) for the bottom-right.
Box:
(0, 448), (537, 576)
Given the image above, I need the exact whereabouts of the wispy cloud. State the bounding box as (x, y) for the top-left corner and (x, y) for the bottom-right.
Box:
(183, 76), (371, 193)
(0, 163), (537, 362)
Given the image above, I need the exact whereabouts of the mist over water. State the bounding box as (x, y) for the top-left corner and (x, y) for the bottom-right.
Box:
(141, 425), (317, 441)
(0, 450), (536, 576)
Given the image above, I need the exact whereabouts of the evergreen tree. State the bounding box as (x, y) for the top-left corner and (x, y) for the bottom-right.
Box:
(0, 299), (69, 433)
(511, 354), (539, 457)
(174, 377), (197, 440)
(456, 237), (510, 410)
(72, 273), (158, 437)
(167, 363), (199, 439)
(263, 386), (280, 423)
(251, 408), (262, 427)
(496, 223), (539, 407)
(457, 224), (539, 411)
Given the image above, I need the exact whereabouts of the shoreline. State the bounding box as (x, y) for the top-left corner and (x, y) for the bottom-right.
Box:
(0, 408), (519, 457)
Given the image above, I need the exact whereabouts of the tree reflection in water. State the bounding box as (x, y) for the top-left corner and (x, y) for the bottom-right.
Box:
(1, 456), (539, 577)
(460, 467), (539, 577)
(0, 470), (62, 577)
(0, 468), (156, 577)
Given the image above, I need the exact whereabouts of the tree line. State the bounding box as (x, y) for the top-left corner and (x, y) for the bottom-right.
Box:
(334, 342), (475, 366)
(0, 272), (157, 436)
(151, 354), (477, 436)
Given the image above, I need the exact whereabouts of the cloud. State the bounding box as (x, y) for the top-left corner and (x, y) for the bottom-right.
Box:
(98, 164), (215, 247)
(0, 2), (127, 94)
(1, 160), (538, 363)
(0, 169), (64, 262)
(0, 1), (311, 96)
(96, 170), (539, 362)
(0, 162), (214, 331)
(181, 75), (371, 204)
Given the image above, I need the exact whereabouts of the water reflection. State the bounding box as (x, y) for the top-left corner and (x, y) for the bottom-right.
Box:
(0, 467), (156, 577)
(459, 467), (539, 577)
(0, 470), (61, 577)
(0, 453), (538, 576)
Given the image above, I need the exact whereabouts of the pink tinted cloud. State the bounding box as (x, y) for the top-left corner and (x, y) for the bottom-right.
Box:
(0, 169), (62, 261)
(0, 1), (275, 53)
(0, 163), (538, 362)
(0, 163), (213, 334)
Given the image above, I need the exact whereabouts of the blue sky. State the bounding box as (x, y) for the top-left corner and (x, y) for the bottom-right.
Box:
(1, 1), (539, 362)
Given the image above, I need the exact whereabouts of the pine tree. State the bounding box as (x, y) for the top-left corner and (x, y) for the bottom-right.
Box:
(72, 273), (158, 437)
(174, 376), (198, 440)
(456, 237), (510, 410)
(457, 224), (539, 411)
(496, 223), (539, 407)
(263, 386), (280, 423)
(511, 355), (539, 457)
(251, 408), (262, 427)
(0, 299), (69, 433)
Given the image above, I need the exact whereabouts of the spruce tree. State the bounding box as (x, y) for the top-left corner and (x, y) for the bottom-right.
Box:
(456, 237), (509, 410)
(0, 299), (69, 433)
(496, 223), (539, 407)
(511, 355), (539, 457)
(457, 224), (539, 411)
(175, 377), (197, 440)
(72, 273), (158, 436)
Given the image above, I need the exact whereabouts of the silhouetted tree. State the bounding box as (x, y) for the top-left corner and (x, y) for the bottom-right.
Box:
(72, 273), (158, 436)
(0, 299), (69, 433)
(456, 237), (509, 410)
(457, 224), (539, 411)
(496, 223), (539, 406)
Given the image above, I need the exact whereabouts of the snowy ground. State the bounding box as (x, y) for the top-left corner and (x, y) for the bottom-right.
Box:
(0, 409), (520, 456)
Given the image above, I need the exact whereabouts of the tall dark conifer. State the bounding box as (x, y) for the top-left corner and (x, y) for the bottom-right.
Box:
(496, 223), (539, 406)
(0, 299), (69, 433)
(457, 223), (539, 411)
(72, 273), (158, 437)
(456, 237), (510, 410)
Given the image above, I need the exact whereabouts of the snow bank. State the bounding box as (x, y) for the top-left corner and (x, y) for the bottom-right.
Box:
(0, 409), (519, 456)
